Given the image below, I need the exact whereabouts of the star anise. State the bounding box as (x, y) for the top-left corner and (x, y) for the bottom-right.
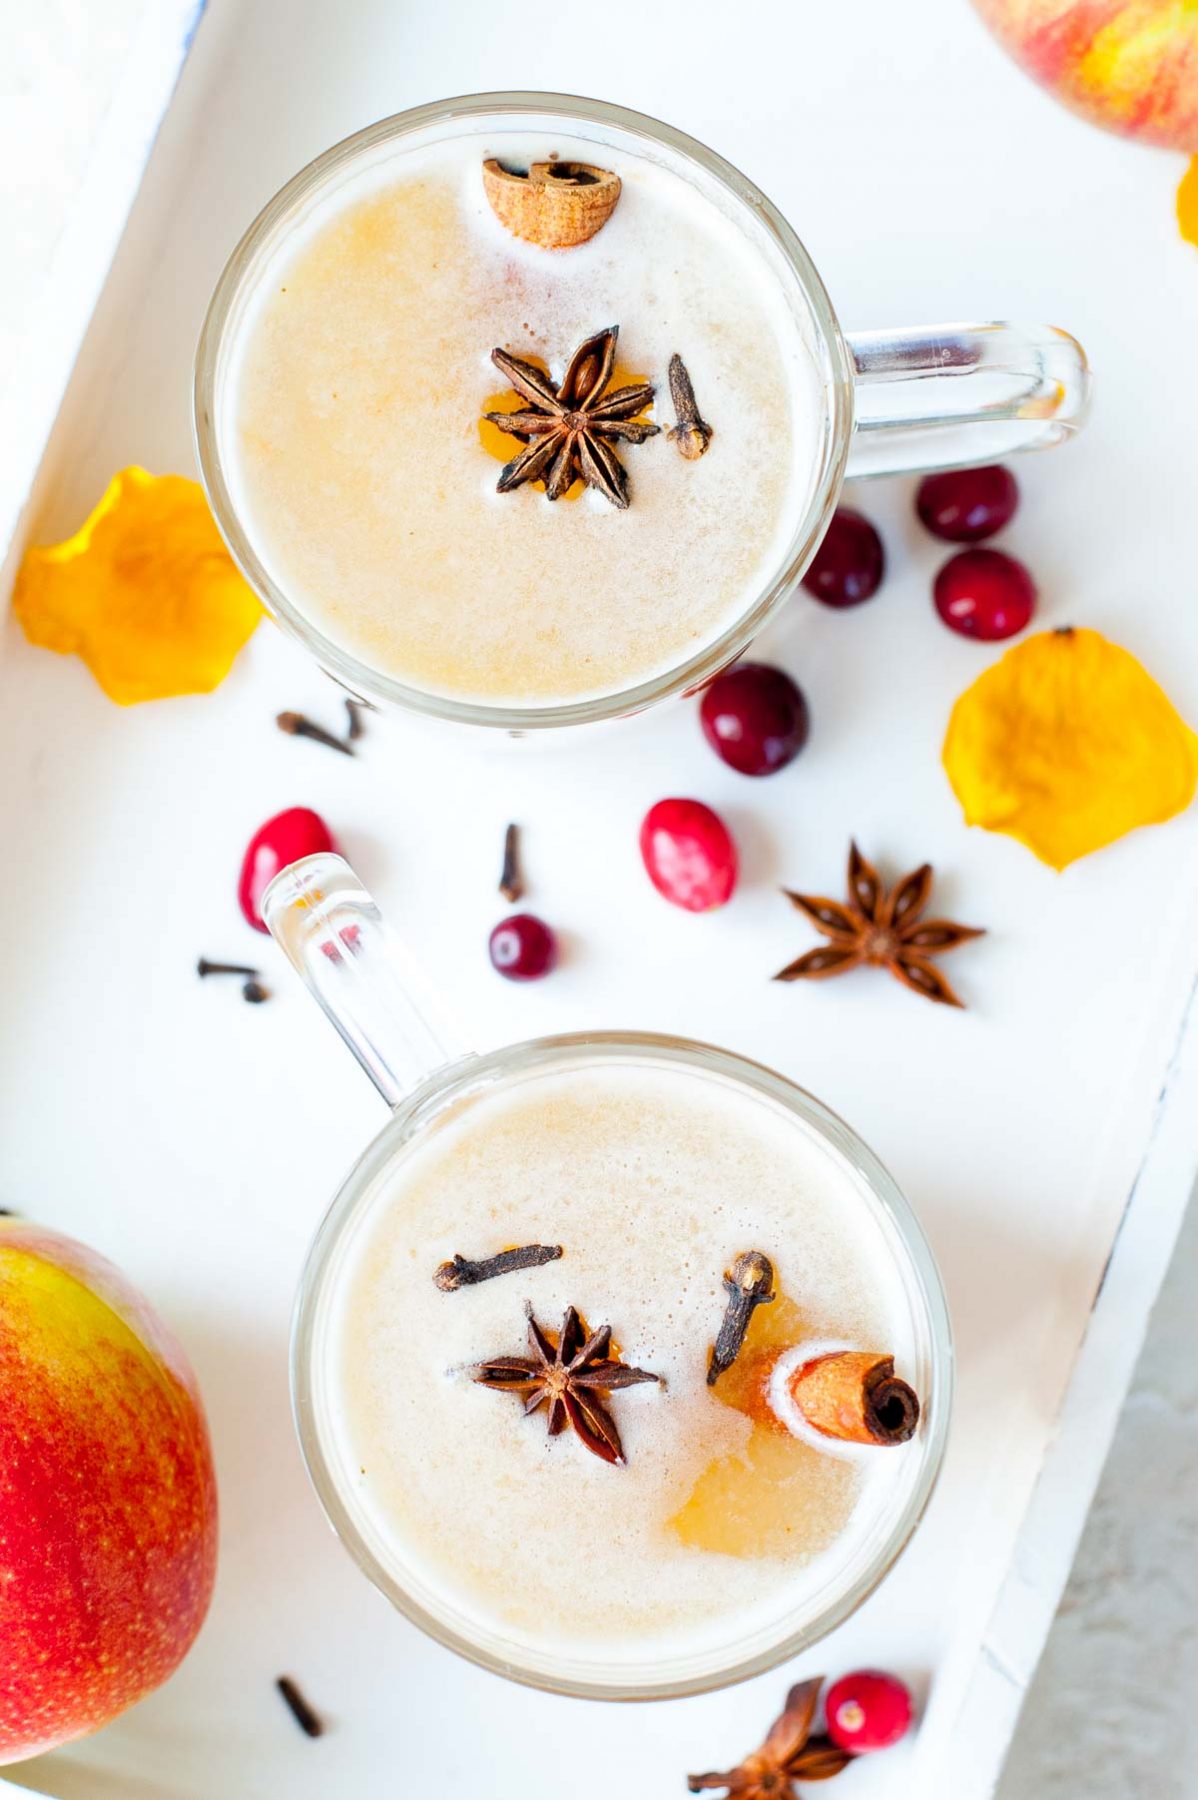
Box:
(688, 1678), (851, 1796)
(484, 325), (659, 509)
(470, 1302), (661, 1465)
(775, 842), (984, 1008)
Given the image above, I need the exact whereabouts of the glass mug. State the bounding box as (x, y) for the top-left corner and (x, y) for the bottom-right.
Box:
(265, 853), (952, 1700)
(194, 90), (1090, 733)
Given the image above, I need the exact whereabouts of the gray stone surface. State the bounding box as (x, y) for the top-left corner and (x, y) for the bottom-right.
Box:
(998, 1187), (1198, 1799)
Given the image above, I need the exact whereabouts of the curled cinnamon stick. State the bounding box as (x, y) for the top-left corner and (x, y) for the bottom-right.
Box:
(787, 1351), (919, 1446)
(482, 159), (621, 249)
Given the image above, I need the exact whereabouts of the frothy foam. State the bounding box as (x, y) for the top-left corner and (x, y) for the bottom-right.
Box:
(225, 128), (823, 707)
(316, 1056), (920, 1662)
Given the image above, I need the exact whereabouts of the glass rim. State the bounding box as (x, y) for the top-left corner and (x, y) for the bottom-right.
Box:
(290, 1030), (953, 1701)
(193, 90), (856, 731)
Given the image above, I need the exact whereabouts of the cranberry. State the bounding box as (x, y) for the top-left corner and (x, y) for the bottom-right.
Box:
(824, 1670), (912, 1754)
(801, 508), (885, 607)
(933, 547), (1036, 641)
(639, 799), (737, 912)
(699, 663), (809, 777)
(916, 465), (1018, 543)
(238, 806), (337, 932)
(489, 914), (557, 980)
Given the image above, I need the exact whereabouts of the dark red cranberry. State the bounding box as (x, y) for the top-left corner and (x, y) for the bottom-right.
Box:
(916, 465), (1018, 542)
(238, 807), (337, 932)
(639, 799), (737, 912)
(801, 508), (885, 607)
(699, 663), (809, 777)
(489, 914), (557, 980)
(933, 547), (1036, 640)
(827, 1663), (910, 1749)
(824, 1669), (912, 1754)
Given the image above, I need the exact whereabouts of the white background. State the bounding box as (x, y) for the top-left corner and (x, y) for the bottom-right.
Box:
(2, 1), (1197, 1795)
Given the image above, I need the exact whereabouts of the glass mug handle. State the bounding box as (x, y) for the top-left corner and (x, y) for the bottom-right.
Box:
(843, 322), (1091, 479)
(262, 852), (460, 1108)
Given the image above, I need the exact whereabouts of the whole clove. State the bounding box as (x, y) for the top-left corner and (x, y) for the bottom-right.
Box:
(707, 1250), (775, 1385)
(498, 822), (524, 904)
(275, 1676), (324, 1738)
(276, 711), (355, 756)
(666, 354), (713, 461)
(434, 1243), (563, 1292)
(198, 958), (269, 1005)
(344, 698), (367, 742)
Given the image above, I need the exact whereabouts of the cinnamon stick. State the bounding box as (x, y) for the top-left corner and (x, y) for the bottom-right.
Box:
(482, 159), (621, 249)
(787, 1351), (919, 1446)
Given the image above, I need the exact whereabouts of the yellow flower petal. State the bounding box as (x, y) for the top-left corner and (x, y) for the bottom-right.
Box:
(12, 467), (260, 704)
(1178, 155), (1198, 249)
(942, 627), (1198, 869)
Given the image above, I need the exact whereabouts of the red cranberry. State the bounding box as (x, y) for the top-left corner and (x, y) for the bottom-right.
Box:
(916, 465), (1018, 542)
(801, 508), (885, 607)
(824, 1670), (912, 1754)
(639, 799), (737, 912)
(699, 663), (809, 777)
(489, 914), (557, 980)
(238, 807), (337, 932)
(933, 547), (1036, 641)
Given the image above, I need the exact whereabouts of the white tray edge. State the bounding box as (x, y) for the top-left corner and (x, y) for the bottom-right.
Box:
(936, 971), (1198, 1797)
(0, 0), (205, 600)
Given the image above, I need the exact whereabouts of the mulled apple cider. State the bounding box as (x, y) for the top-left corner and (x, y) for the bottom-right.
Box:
(199, 97), (1090, 726)
(201, 99), (828, 723)
(292, 1031), (948, 1698)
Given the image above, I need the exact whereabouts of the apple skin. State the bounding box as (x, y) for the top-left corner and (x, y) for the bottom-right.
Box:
(0, 1221), (218, 1763)
(974, 0), (1198, 151)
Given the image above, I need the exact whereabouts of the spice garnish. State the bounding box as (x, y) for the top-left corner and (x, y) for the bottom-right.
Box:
(276, 710), (355, 756)
(482, 158), (621, 248)
(470, 1302), (660, 1466)
(197, 958), (269, 1004)
(667, 355), (713, 460)
(344, 697), (367, 742)
(775, 841), (984, 1008)
(786, 1351), (919, 1447)
(434, 1243), (562, 1291)
(275, 1676), (324, 1738)
(484, 326), (658, 509)
(498, 822), (524, 903)
(707, 1251), (775, 1386)
(688, 1677), (851, 1796)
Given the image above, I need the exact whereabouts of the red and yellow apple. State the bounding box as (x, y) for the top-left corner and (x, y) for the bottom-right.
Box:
(974, 0), (1198, 150)
(0, 1220), (218, 1763)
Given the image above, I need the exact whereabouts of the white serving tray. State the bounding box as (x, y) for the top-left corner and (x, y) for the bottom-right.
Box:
(2, 1), (1196, 1795)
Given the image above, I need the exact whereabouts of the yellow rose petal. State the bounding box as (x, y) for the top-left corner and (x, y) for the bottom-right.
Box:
(1178, 156), (1198, 249)
(13, 467), (260, 705)
(943, 627), (1198, 869)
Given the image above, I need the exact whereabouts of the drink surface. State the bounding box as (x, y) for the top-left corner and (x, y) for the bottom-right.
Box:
(227, 128), (822, 708)
(321, 1057), (919, 1660)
